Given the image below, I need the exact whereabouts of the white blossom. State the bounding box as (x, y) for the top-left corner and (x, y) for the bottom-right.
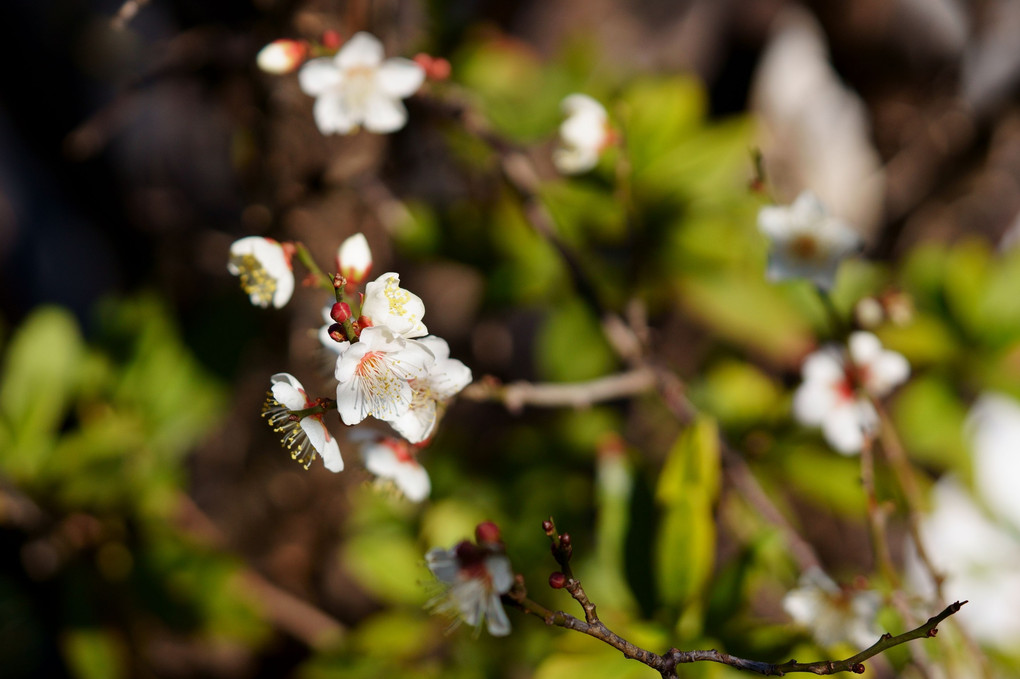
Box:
(261, 373), (343, 472)
(257, 39), (307, 75)
(354, 431), (430, 502)
(386, 335), (472, 444)
(360, 272), (428, 338)
(426, 541), (514, 636)
(783, 567), (881, 649)
(793, 332), (909, 454)
(757, 191), (862, 290)
(553, 94), (611, 175)
(227, 237), (294, 308)
(967, 392), (1020, 532)
(334, 326), (434, 426)
(298, 31), (424, 135)
(336, 232), (373, 285)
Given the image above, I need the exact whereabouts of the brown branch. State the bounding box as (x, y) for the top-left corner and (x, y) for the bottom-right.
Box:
(858, 431), (899, 587)
(460, 368), (656, 413)
(111, 0), (150, 30)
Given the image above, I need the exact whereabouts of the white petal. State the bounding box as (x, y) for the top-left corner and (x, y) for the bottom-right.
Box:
(362, 441), (400, 477)
(484, 591), (512, 636)
(791, 190), (827, 223)
(362, 95), (408, 134)
(388, 395), (438, 444)
(793, 381), (838, 427)
(337, 233), (373, 282)
(561, 93), (606, 119)
(553, 146), (599, 174)
(298, 57), (342, 96)
(559, 109), (607, 151)
(431, 357), (472, 400)
(801, 348), (845, 384)
(313, 93), (356, 135)
(361, 273), (428, 337)
(394, 461), (430, 502)
(336, 32), (384, 70)
(848, 331), (883, 366)
(868, 351), (910, 397)
(822, 400), (876, 454)
(485, 554), (515, 594)
(269, 373), (307, 411)
(757, 205), (793, 239)
(376, 58), (425, 98)
(300, 417), (344, 472)
(425, 547), (460, 584)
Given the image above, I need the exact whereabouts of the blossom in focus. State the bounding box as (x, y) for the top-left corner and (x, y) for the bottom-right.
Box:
(257, 39), (309, 74)
(298, 31), (425, 135)
(336, 232), (373, 287)
(757, 190), (862, 290)
(261, 373), (343, 472)
(359, 272), (428, 338)
(553, 94), (611, 175)
(227, 236), (295, 308)
(334, 326), (434, 426)
(426, 531), (514, 636)
(386, 335), (472, 443)
(793, 331), (909, 454)
(907, 477), (1020, 650)
(354, 431), (430, 502)
(783, 567), (881, 649)
(967, 392), (1020, 532)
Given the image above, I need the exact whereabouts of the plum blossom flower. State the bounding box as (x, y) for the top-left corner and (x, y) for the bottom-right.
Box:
(261, 373), (343, 472)
(793, 332), (909, 454)
(426, 527), (514, 636)
(385, 335), (472, 443)
(336, 233), (373, 287)
(783, 567), (881, 649)
(354, 431), (430, 502)
(257, 39), (308, 74)
(907, 477), (1020, 650)
(334, 326), (434, 426)
(553, 94), (611, 175)
(359, 272), (428, 338)
(227, 236), (294, 308)
(967, 392), (1020, 531)
(757, 190), (862, 290)
(298, 31), (424, 135)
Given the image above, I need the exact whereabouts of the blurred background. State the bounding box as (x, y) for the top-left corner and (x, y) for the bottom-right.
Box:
(2, 0), (1020, 677)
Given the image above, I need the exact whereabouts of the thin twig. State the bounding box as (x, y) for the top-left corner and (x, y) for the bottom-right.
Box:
(460, 368), (657, 413)
(858, 431), (899, 586)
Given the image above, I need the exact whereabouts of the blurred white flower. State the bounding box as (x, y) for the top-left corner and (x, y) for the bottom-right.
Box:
(783, 567), (881, 649)
(967, 392), (1020, 531)
(553, 94), (611, 175)
(334, 326), (434, 426)
(227, 236), (295, 308)
(386, 335), (472, 444)
(354, 431), (430, 502)
(908, 477), (1020, 650)
(336, 233), (373, 286)
(257, 39), (308, 75)
(758, 191), (861, 290)
(360, 271), (428, 338)
(793, 331), (909, 454)
(426, 540), (514, 636)
(261, 373), (343, 472)
(298, 31), (424, 135)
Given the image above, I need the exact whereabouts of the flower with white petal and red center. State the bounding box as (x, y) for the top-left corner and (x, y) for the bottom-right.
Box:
(261, 373), (343, 472)
(793, 331), (909, 454)
(553, 93), (612, 175)
(227, 237), (295, 308)
(257, 39), (309, 75)
(354, 431), (430, 502)
(336, 233), (373, 287)
(783, 567), (881, 649)
(426, 530), (514, 637)
(359, 271), (428, 338)
(758, 191), (862, 291)
(334, 326), (434, 426)
(298, 31), (425, 135)
(385, 335), (472, 444)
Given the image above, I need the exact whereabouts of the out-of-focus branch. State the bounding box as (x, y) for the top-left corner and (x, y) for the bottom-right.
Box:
(460, 368), (656, 413)
(111, 0), (150, 30)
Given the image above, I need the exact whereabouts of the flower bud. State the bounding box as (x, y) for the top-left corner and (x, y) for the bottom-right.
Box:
(321, 30), (342, 51)
(413, 53), (451, 81)
(541, 519), (554, 534)
(336, 233), (373, 286)
(257, 39), (309, 75)
(548, 572), (567, 589)
(330, 302), (352, 324)
(327, 323), (346, 343)
(475, 521), (502, 545)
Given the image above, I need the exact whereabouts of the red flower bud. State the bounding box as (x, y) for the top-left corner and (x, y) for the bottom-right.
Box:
(548, 572), (567, 589)
(321, 30), (342, 51)
(541, 519), (554, 534)
(330, 302), (352, 323)
(475, 521), (501, 544)
(327, 323), (346, 343)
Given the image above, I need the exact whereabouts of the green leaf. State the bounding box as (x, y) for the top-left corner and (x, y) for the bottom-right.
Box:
(342, 531), (430, 606)
(0, 306), (83, 477)
(536, 300), (617, 382)
(620, 75), (706, 178)
(61, 628), (126, 679)
(892, 376), (969, 471)
(691, 359), (783, 427)
(655, 417), (720, 609)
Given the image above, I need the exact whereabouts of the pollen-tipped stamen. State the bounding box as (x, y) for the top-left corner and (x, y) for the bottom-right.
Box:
(261, 394), (316, 469)
(233, 253), (278, 307)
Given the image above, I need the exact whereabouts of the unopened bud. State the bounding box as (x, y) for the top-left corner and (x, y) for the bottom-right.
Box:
(327, 323), (346, 343)
(413, 53), (451, 81)
(548, 572), (567, 589)
(475, 521), (501, 544)
(257, 39), (309, 75)
(333, 273), (346, 289)
(541, 519), (554, 534)
(330, 302), (352, 324)
(336, 233), (373, 286)
(559, 533), (571, 547)
(321, 30), (342, 51)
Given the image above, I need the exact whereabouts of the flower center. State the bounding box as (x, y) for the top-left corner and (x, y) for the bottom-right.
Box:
(231, 253), (277, 306)
(355, 351), (385, 378)
(789, 234), (821, 261)
(344, 65), (377, 112)
(383, 276), (414, 319)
